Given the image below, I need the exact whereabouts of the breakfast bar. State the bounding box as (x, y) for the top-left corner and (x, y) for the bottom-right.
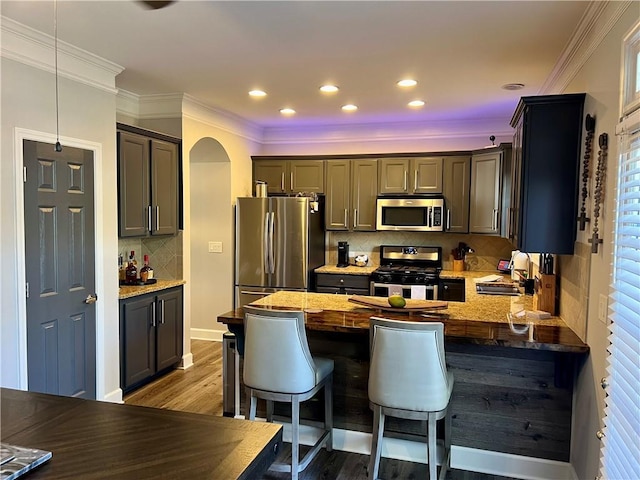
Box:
(217, 278), (588, 465)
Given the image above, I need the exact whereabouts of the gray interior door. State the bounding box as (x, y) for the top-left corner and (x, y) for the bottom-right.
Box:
(23, 140), (96, 399)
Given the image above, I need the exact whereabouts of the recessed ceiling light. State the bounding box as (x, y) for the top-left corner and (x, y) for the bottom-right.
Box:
(341, 104), (358, 112)
(408, 100), (425, 108)
(249, 89), (267, 97)
(320, 85), (339, 93)
(501, 83), (525, 91)
(280, 108), (296, 115)
(397, 79), (417, 88)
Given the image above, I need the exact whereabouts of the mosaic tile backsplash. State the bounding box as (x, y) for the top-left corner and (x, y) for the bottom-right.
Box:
(118, 231), (183, 281)
(326, 231), (516, 271)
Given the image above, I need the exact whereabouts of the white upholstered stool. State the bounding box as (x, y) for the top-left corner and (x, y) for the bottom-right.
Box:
(368, 317), (454, 480)
(243, 306), (334, 480)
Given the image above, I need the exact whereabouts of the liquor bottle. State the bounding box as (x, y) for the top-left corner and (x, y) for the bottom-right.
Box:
(125, 250), (138, 285)
(118, 254), (126, 283)
(139, 254), (154, 282)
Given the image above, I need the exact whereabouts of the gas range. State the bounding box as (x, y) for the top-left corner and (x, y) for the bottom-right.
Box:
(370, 245), (442, 299)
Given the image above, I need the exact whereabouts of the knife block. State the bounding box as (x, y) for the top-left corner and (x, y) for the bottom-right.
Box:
(533, 274), (556, 315)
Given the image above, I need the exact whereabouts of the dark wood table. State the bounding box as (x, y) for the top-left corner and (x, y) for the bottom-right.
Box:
(1, 388), (282, 479)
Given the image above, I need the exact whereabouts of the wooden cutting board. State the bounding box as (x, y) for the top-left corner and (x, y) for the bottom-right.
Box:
(348, 295), (448, 312)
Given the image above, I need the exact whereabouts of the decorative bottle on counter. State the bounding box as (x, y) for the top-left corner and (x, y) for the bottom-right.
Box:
(125, 250), (138, 285)
(118, 254), (126, 282)
(139, 254), (154, 282)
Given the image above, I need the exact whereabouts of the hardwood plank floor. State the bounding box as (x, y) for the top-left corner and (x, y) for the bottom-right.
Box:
(125, 339), (517, 480)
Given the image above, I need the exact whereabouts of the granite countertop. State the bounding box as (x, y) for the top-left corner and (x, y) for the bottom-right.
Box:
(218, 275), (588, 352)
(119, 279), (186, 299)
(315, 264), (378, 275)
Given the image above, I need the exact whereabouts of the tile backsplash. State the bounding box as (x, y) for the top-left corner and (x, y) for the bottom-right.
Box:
(326, 231), (515, 271)
(118, 231), (183, 280)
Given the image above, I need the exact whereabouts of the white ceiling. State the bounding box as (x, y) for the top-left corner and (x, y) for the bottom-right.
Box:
(1, 1), (591, 130)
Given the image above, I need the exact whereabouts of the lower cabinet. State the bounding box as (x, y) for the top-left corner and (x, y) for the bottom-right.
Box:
(120, 286), (183, 393)
(439, 278), (465, 302)
(316, 273), (371, 295)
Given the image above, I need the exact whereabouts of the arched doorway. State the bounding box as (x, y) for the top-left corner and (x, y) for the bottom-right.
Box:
(188, 137), (233, 339)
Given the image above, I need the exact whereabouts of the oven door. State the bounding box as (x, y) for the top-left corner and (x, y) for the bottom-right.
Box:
(370, 282), (438, 300)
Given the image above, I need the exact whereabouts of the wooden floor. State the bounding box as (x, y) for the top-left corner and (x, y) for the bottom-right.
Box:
(125, 339), (517, 480)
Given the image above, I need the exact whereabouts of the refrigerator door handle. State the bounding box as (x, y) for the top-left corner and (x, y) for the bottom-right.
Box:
(263, 212), (270, 273)
(269, 211), (275, 274)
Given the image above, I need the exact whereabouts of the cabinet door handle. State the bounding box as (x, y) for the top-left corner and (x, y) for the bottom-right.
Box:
(155, 206), (160, 232)
(493, 208), (499, 231)
(281, 173), (285, 192)
(353, 209), (358, 229)
(290, 172), (293, 191)
(147, 205), (152, 232)
(507, 208), (512, 238)
(403, 171), (408, 191)
(414, 170), (418, 192)
(160, 299), (165, 324)
(447, 209), (451, 230)
(344, 209), (348, 229)
(151, 301), (156, 327)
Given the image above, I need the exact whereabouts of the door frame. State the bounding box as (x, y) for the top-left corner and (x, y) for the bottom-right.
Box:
(14, 127), (106, 398)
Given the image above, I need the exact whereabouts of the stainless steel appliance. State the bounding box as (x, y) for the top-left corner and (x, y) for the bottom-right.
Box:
(370, 245), (442, 300)
(376, 197), (445, 231)
(235, 196), (325, 308)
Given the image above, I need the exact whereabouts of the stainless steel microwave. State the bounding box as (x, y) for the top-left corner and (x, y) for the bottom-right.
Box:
(376, 197), (445, 231)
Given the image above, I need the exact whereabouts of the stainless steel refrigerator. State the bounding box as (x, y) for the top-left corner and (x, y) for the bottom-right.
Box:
(234, 196), (325, 308)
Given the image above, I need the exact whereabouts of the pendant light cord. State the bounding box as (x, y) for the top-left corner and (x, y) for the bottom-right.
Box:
(54, 0), (62, 152)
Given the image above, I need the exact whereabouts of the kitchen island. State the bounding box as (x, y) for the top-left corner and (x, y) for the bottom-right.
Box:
(217, 285), (588, 474)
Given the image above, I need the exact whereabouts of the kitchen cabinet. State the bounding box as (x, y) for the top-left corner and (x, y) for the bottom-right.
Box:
(253, 159), (325, 195)
(469, 149), (503, 234)
(442, 156), (471, 233)
(378, 157), (443, 194)
(117, 125), (179, 237)
(316, 273), (371, 295)
(509, 93), (585, 254)
(120, 286), (183, 393)
(439, 278), (465, 302)
(325, 159), (378, 231)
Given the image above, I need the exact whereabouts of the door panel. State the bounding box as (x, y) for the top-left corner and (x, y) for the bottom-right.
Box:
(271, 197), (308, 289)
(118, 132), (149, 237)
(156, 289), (183, 372)
(121, 296), (155, 389)
(151, 139), (178, 235)
(235, 197), (269, 287)
(24, 140), (96, 399)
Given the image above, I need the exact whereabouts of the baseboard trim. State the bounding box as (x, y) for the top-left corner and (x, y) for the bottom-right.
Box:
(179, 352), (194, 370)
(238, 418), (576, 480)
(102, 387), (123, 404)
(191, 328), (224, 342)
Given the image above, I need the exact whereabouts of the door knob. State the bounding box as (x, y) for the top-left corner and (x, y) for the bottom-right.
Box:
(600, 377), (609, 389)
(84, 294), (98, 304)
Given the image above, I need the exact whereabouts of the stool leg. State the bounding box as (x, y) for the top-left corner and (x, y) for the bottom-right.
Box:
(325, 375), (333, 452)
(427, 411), (437, 480)
(266, 400), (274, 423)
(368, 405), (384, 480)
(440, 407), (452, 480)
(291, 396), (300, 480)
(247, 388), (257, 421)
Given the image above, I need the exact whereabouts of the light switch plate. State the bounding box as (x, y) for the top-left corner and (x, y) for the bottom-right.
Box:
(598, 294), (608, 324)
(208, 241), (223, 253)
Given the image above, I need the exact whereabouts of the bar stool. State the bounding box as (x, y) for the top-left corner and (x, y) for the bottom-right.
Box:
(243, 306), (334, 480)
(368, 317), (454, 480)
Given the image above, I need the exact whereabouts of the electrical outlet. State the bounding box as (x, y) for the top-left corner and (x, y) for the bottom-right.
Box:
(598, 294), (608, 324)
(208, 241), (223, 253)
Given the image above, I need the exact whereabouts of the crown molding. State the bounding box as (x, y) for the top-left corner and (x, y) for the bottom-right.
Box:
(260, 117), (513, 146)
(0, 16), (123, 94)
(540, 1), (633, 94)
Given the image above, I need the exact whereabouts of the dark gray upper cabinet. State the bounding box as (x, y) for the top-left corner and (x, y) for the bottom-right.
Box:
(378, 157), (443, 194)
(253, 159), (325, 195)
(469, 150), (503, 234)
(117, 125), (180, 237)
(325, 159), (377, 231)
(442, 156), (471, 233)
(509, 93), (585, 254)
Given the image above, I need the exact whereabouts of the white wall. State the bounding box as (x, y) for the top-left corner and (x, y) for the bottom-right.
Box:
(180, 108), (261, 342)
(562, 5), (637, 479)
(0, 58), (121, 400)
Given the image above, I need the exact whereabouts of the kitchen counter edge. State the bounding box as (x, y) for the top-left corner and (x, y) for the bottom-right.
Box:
(119, 279), (186, 299)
